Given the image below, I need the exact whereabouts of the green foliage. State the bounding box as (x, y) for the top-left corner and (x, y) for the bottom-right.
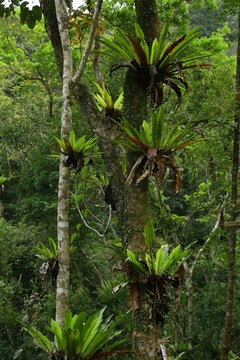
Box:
(113, 106), (206, 192)
(0, 3), (42, 29)
(115, 106), (205, 153)
(92, 81), (123, 115)
(0, 175), (7, 184)
(127, 220), (190, 277)
(100, 22), (212, 106)
(20, 308), (132, 359)
(35, 238), (58, 261)
(53, 130), (100, 173)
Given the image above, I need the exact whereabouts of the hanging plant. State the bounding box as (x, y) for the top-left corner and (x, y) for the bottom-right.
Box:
(112, 106), (207, 192)
(92, 81), (123, 120)
(99, 22), (212, 107)
(112, 220), (191, 324)
(51, 130), (101, 173)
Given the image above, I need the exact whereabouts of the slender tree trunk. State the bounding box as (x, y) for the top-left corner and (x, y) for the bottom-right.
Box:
(55, 0), (73, 327)
(220, 4), (240, 359)
(53, 0), (103, 328)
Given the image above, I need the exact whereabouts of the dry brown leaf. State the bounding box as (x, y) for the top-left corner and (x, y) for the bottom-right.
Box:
(147, 147), (158, 175)
(128, 282), (140, 312)
(156, 152), (166, 189)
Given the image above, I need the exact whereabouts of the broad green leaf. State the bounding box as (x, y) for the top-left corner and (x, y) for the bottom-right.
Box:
(127, 249), (147, 274)
(48, 319), (63, 350)
(92, 93), (107, 109)
(69, 130), (76, 148)
(144, 220), (155, 251)
(135, 22), (145, 42)
(48, 237), (57, 257)
(150, 38), (159, 64)
(152, 106), (164, 148)
(35, 242), (53, 259)
(141, 121), (151, 147)
(67, 328), (80, 356)
(114, 92), (123, 110)
(161, 245), (182, 273)
(63, 308), (73, 332)
(163, 123), (182, 150)
(81, 308), (105, 354)
(100, 36), (132, 62)
(73, 135), (86, 153)
(154, 21), (169, 62)
(54, 136), (66, 151)
(155, 248), (165, 274)
(71, 233), (78, 243)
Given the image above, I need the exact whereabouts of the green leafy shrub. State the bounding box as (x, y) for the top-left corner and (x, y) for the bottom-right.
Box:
(20, 308), (133, 359)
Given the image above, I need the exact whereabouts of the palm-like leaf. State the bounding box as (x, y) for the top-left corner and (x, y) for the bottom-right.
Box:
(20, 308), (133, 359)
(112, 106), (206, 192)
(100, 22), (212, 106)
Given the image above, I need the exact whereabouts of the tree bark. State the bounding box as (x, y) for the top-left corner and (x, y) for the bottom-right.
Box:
(49, 0), (103, 328)
(41, 1), (164, 356)
(124, 2), (162, 358)
(55, 0), (73, 328)
(134, 0), (160, 44)
(220, 3), (240, 359)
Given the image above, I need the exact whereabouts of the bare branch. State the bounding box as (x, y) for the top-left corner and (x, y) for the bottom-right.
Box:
(71, 0), (103, 87)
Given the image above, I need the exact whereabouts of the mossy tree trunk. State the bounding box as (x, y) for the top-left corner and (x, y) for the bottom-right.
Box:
(123, 2), (163, 359)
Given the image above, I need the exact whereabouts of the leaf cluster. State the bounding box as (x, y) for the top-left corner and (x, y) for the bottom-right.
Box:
(113, 106), (206, 192)
(20, 308), (132, 359)
(52, 130), (100, 173)
(100, 22), (212, 106)
(92, 81), (123, 119)
(127, 220), (190, 277)
(35, 238), (57, 261)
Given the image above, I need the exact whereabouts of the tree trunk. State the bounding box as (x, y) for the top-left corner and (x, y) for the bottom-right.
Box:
(220, 3), (240, 359)
(43, 0), (103, 328)
(134, 0), (160, 44)
(124, 2), (163, 358)
(55, 0), (73, 327)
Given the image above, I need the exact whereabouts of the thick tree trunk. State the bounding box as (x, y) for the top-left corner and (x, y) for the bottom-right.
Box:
(124, 3), (163, 358)
(220, 4), (240, 359)
(124, 69), (149, 252)
(134, 0), (160, 44)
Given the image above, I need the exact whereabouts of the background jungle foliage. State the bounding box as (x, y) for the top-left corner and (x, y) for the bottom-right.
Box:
(0, 0), (240, 359)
